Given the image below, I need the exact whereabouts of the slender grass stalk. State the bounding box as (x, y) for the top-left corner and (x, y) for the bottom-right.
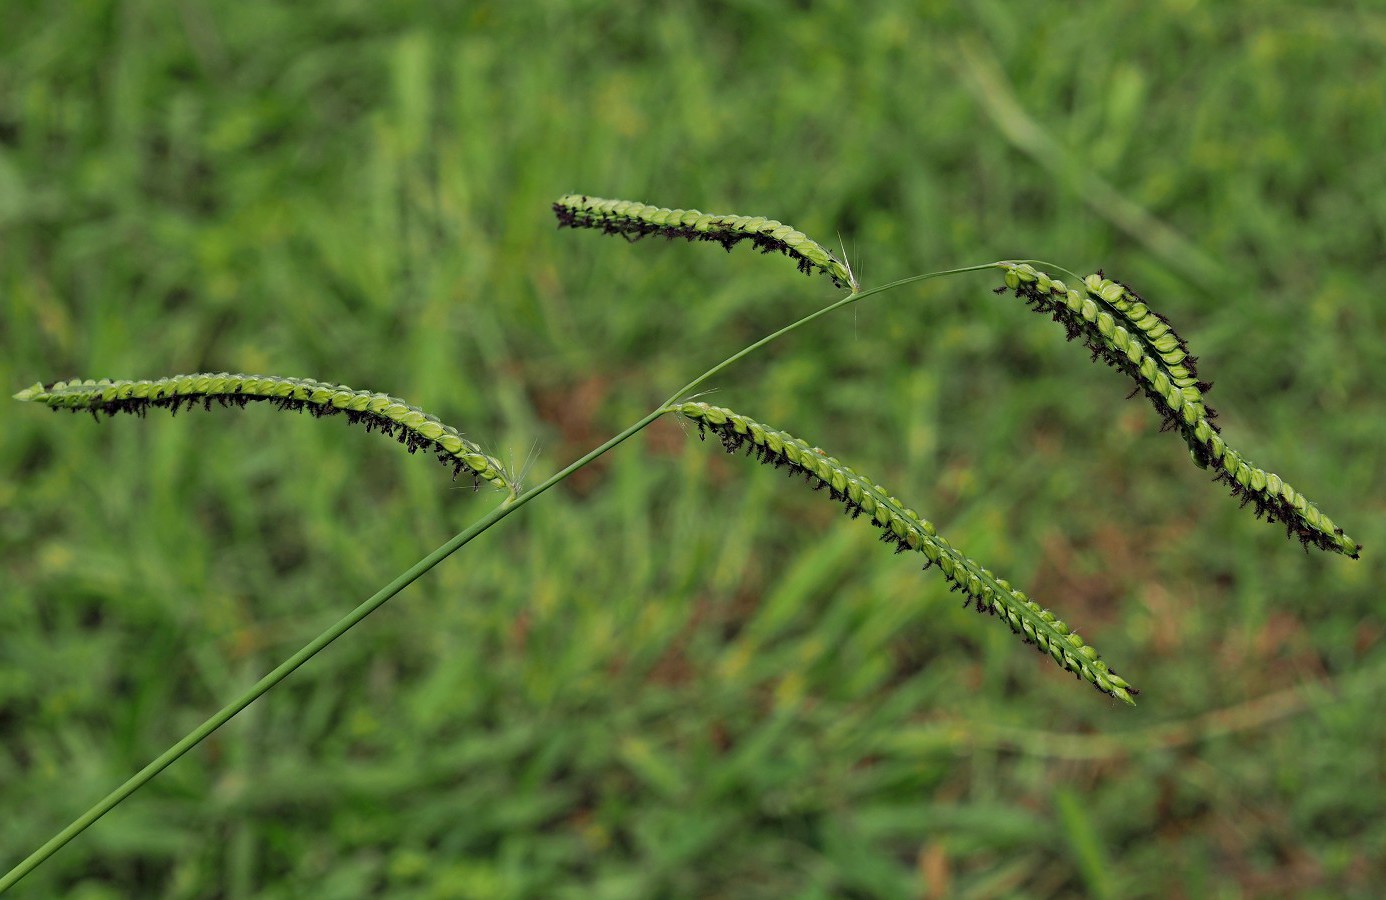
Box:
(0, 405), (660, 892)
(0, 264), (985, 892)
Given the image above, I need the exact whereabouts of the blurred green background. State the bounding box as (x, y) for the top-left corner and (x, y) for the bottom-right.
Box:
(2, 1), (1383, 896)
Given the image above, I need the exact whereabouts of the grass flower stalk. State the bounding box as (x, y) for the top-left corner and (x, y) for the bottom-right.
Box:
(3, 191), (1360, 889)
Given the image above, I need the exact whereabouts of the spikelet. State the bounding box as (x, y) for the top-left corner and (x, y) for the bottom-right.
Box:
(554, 194), (857, 291)
(673, 401), (1137, 704)
(14, 374), (514, 492)
(997, 263), (1359, 558)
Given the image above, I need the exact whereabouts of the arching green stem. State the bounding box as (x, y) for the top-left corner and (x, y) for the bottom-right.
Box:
(661, 261), (1001, 406)
(1, 263), (994, 892)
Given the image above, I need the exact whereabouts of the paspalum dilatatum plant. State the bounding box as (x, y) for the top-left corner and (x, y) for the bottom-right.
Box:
(2, 194), (1358, 890)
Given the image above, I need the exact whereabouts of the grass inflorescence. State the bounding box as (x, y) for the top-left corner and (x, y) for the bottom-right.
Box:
(14, 374), (514, 492)
(6, 181), (1365, 891)
(997, 263), (1359, 558)
(554, 193), (858, 291)
(671, 400), (1138, 704)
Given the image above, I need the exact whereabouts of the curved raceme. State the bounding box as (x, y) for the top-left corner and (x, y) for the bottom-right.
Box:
(554, 193), (858, 291)
(14, 374), (515, 493)
(671, 400), (1138, 704)
(997, 263), (1359, 558)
